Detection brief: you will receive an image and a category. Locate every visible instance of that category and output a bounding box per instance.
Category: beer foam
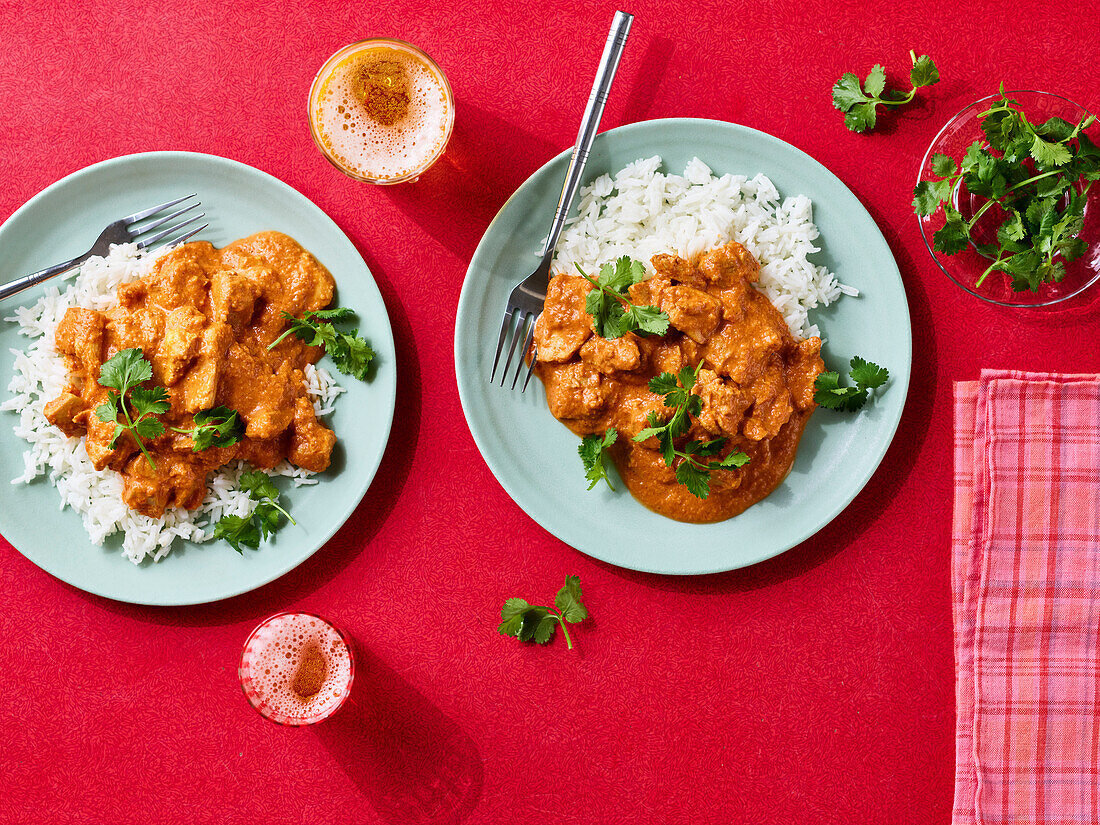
[242,613,353,723]
[312,47,452,181]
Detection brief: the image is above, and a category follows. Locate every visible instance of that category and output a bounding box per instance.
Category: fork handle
[0,255,86,303]
[540,10,633,263]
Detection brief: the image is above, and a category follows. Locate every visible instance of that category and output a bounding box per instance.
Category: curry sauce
[44,232,337,518]
[532,242,824,523]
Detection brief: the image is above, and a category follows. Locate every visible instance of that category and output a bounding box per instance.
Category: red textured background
[2,2,1099,823]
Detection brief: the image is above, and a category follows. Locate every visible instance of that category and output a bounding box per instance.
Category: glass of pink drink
[239,612,355,726]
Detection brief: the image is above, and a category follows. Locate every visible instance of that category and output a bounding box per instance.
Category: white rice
[1,244,343,564]
[552,156,857,339]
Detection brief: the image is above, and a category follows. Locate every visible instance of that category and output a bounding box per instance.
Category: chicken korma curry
[44,232,337,518]
[533,241,824,523]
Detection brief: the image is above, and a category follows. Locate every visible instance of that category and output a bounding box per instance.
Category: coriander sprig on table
[577,256,670,339]
[832,51,939,133]
[913,90,1100,291]
[498,576,589,650]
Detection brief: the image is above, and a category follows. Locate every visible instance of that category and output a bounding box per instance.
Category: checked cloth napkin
[954,370,1100,825]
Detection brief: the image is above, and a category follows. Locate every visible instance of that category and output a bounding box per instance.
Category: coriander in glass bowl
[915,89,1100,307]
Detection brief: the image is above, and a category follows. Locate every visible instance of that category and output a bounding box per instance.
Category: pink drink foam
[240,613,353,724]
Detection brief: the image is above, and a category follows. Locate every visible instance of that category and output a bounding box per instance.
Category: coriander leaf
[863,64,886,98]
[909,54,939,87]
[933,210,970,255]
[579,427,618,491]
[554,575,589,624]
[98,348,152,394]
[1031,135,1072,168]
[831,72,866,112]
[1036,116,1076,143]
[500,598,531,620]
[129,386,171,418]
[675,460,711,500]
[331,331,375,381]
[211,515,260,554]
[240,469,279,502]
[648,372,681,397]
[95,400,117,424]
[131,415,165,440]
[533,614,558,644]
[912,179,953,216]
[717,451,751,469]
[213,468,296,553]
[308,307,356,321]
[623,303,671,336]
[845,102,877,134]
[931,153,957,177]
[693,437,727,458]
[849,356,889,389]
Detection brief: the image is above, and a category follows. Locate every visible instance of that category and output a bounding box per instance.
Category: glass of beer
[239,612,355,726]
[308,38,455,184]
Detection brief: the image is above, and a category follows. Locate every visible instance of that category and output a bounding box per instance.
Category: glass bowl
[916,89,1100,307]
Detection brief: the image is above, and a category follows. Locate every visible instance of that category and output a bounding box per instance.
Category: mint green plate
[0,152,396,604]
[454,119,911,575]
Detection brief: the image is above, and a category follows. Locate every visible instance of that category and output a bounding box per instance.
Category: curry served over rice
[532,241,824,523]
[44,231,336,518]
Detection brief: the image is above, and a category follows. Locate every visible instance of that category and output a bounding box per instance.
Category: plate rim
[454,117,911,575]
[0,149,397,605]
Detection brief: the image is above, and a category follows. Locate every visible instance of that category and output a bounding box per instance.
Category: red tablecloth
[2,2,1098,823]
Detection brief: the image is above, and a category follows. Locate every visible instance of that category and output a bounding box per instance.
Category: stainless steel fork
[0,194,207,302]
[489,10,633,391]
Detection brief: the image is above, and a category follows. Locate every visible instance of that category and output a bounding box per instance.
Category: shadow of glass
[315,644,484,825]
[381,99,562,262]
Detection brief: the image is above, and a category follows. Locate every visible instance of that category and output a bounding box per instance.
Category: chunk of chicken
[156,306,205,386]
[210,269,259,330]
[44,392,88,437]
[287,397,336,473]
[660,285,722,344]
[541,363,610,422]
[579,334,640,375]
[694,369,752,438]
[533,274,592,363]
[173,321,233,413]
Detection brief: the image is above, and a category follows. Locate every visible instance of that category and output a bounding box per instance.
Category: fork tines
[127,194,206,251]
[490,309,537,391]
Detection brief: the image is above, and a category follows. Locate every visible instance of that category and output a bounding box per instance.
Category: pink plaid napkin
[954,370,1100,825]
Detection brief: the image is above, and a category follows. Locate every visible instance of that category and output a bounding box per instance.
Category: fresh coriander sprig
[632,363,750,500]
[212,469,295,553]
[576,257,670,339]
[579,427,618,490]
[832,51,939,133]
[498,575,588,650]
[913,89,1099,291]
[170,406,244,452]
[814,357,889,411]
[93,348,170,470]
[268,307,375,380]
